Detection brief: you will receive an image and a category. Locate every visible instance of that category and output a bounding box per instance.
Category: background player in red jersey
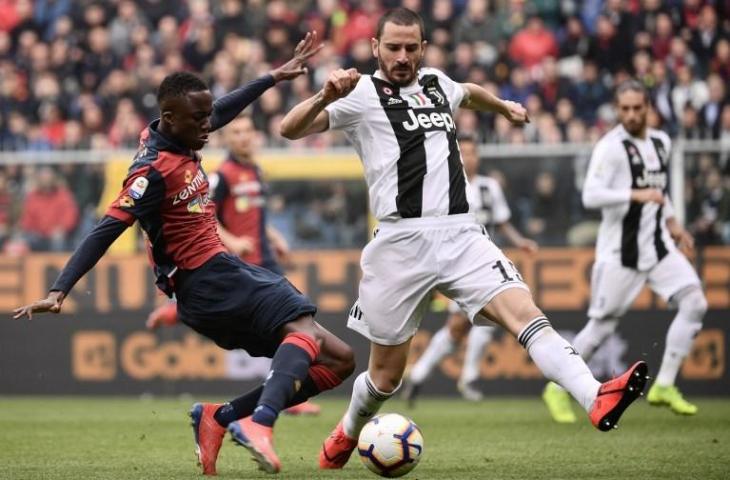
[14,32,354,475]
[146,114,320,416]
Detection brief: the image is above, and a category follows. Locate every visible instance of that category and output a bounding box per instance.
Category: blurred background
[0,0,728,396]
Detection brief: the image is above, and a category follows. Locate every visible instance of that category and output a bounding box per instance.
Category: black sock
[213,375,322,427]
[251,342,314,427]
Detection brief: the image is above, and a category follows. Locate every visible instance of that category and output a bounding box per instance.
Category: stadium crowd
[0,0,728,251]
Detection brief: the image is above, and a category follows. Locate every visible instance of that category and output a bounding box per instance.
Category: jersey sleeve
[582,138,632,209]
[489,179,512,224]
[428,68,466,112]
[105,165,165,225]
[325,79,367,131]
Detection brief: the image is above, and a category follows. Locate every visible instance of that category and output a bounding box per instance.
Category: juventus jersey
[583,125,676,270]
[326,68,470,221]
[469,175,511,234]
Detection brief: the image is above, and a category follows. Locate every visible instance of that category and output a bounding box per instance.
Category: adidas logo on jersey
[387,97,403,105]
[402,109,455,133]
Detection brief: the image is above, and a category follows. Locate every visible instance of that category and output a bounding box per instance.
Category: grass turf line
[0,396,728,479]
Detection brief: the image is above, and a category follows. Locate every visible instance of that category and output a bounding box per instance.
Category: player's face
[460,140,479,177]
[162,90,213,151]
[616,90,648,137]
[372,22,425,86]
[225,117,256,160]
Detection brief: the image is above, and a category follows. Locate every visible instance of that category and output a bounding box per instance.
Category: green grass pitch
[1,396,728,479]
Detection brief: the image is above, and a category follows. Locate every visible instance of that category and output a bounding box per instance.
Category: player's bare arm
[267,225,290,263]
[497,222,539,254]
[460,83,529,126]
[216,222,254,256]
[666,216,695,254]
[280,68,361,139]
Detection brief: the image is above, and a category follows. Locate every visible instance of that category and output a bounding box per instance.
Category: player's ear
[161,109,174,126]
[371,37,379,58]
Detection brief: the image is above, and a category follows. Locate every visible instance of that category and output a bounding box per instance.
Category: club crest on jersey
[402,109,455,133]
[426,86,445,105]
[129,177,149,199]
[119,195,135,208]
[627,145,641,165]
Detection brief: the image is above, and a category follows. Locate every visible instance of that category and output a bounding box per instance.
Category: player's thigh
[438,226,530,326]
[587,261,646,319]
[353,230,436,345]
[647,251,702,303]
[368,337,413,392]
[479,287,544,336]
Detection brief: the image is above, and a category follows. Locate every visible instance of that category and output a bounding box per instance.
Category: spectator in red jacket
[19,166,78,251]
[508,16,558,69]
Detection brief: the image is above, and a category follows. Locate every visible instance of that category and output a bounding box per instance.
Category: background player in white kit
[281,9,648,469]
[543,80,707,423]
[403,134,538,404]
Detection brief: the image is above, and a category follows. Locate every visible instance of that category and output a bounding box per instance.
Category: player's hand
[517,238,539,255]
[270,31,324,83]
[672,228,695,257]
[631,189,664,204]
[230,236,255,256]
[272,236,290,264]
[13,291,65,320]
[322,68,361,104]
[501,100,529,126]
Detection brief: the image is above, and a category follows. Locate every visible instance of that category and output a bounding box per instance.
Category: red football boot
[319,421,358,469]
[228,417,281,474]
[189,403,226,475]
[590,361,649,431]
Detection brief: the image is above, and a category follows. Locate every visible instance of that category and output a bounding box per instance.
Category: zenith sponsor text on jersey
[172,169,206,205]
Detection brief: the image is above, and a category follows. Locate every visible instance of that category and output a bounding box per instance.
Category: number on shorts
[492,260,523,283]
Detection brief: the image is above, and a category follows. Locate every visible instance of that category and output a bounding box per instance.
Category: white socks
[518,317,600,412]
[342,372,399,438]
[656,289,707,386]
[409,327,456,384]
[460,326,494,385]
[571,317,620,362]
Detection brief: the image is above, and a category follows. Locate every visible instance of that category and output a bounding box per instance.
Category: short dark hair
[614,79,649,104]
[376,7,425,42]
[157,71,209,104]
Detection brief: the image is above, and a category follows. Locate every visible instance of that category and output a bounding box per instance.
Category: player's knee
[677,288,707,321]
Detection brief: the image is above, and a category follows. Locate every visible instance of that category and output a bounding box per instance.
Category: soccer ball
[357,413,424,478]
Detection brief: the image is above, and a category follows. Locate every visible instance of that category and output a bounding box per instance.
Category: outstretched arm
[280,68,361,139]
[210,31,323,131]
[13,216,128,319]
[461,83,529,126]
[497,222,539,254]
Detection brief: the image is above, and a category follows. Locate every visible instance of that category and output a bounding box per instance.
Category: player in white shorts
[281,8,649,469]
[402,133,538,403]
[543,80,707,423]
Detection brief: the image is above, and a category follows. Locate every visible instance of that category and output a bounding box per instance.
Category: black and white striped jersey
[469,175,511,234]
[325,68,470,221]
[583,124,676,270]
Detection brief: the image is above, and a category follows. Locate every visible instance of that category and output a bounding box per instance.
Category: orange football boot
[228,417,281,474]
[189,403,226,475]
[319,421,358,469]
[590,361,648,431]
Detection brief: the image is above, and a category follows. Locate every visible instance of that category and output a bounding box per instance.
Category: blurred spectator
[522,171,567,245]
[690,168,730,245]
[508,16,558,69]
[19,166,79,251]
[0,169,12,249]
[700,74,729,139]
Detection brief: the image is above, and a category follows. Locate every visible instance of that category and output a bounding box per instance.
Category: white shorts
[347,214,529,345]
[588,250,702,319]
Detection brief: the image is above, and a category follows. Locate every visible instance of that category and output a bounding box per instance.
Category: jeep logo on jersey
[636,169,667,189]
[172,170,206,205]
[402,109,455,133]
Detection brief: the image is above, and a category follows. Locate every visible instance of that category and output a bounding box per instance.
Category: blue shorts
[174,252,317,357]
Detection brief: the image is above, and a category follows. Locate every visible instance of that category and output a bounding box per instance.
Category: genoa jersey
[210,157,276,268]
[326,67,470,221]
[468,174,511,236]
[106,120,226,295]
[584,125,675,270]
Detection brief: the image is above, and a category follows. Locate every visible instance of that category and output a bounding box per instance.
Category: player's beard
[623,117,646,137]
[378,54,420,87]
